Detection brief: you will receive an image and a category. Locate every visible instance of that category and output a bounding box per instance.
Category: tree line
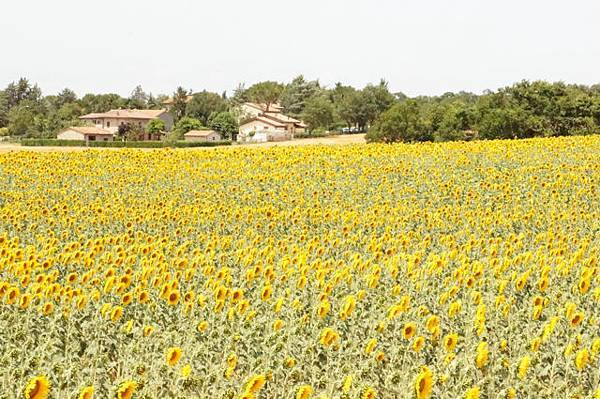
[1,77,599,142]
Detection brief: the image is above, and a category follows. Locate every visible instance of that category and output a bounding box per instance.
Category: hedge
[21,139,232,148]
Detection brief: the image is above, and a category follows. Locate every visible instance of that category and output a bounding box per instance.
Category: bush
[21,139,232,148]
[21,139,87,147]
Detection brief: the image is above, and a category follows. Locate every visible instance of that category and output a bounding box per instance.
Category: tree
[208,111,238,140]
[0,91,8,127]
[363,79,396,119]
[366,100,431,143]
[79,93,126,114]
[279,75,320,118]
[302,95,335,131]
[7,105,37,136]
[4,78,42,109]
[128,85,148,109]
[185,91,227,125]
[147,119,166,135]
[245,81,284,112]
[331,84,359,128]
[170,87,190,122]
[147,93,168,109]
[169,117,203,140]
[230,83,249,106]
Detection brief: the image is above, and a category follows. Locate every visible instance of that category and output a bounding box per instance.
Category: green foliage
[7,105,37,136]
[170,87,190,122]
[173,117,203,134]
[128,85,148,109]
[245,81,284,111]
[366,100,431,143]
[0,127,9,136]
[185,91,227,125]
[279,75,321,118]
[302,95,335,131]
[79,93,126,114]
[208,111,238,140]
[147,119,166,134]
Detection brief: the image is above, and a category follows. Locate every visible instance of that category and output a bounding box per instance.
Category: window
[107,121,111,128]
[88,135,96,141]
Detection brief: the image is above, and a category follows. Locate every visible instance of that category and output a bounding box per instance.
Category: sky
[2,0,599,98]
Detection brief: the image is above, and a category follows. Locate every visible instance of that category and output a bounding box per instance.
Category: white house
[57,126,114,142]
[238,116,292,142]
[79,109,174,137]
[184,130,222,142]
[237,103,306,142]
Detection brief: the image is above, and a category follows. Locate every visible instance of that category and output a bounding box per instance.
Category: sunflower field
[0,136,599,399]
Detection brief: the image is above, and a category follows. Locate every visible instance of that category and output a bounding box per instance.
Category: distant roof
[244,102,284,112]
[162,96,193,105]
[262,113,303,125]
[79,109,167,120]
[240,116,287,128]
[184,129,219,137]
[61,126,113,135]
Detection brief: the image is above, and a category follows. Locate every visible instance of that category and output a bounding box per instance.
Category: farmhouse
[184,129,222,142]
[79,109,174,136]
[237,103,306,142]
[238,116,291,143]
[57,126,114,142]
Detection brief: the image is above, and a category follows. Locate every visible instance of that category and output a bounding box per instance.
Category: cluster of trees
[2,77,599,143]
[367,81,600,143]
[0,80,169,138]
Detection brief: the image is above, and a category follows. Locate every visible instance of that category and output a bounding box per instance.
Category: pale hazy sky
[2,0,599,98]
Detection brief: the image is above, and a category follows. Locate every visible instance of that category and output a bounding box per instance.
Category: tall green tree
[279,75,320,118]
[7,105,37,136]
[185,91,227,125]
[245,81,284,112]
[366,100,431,143]
[302,95,335,131]
[170,87,190,122]
[128,85,148,109]
[208,111,238,140]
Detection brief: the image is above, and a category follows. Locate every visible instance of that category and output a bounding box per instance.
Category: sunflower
[24,376,50,399]
[296,385,313,399]
[362,387,377,399]
[570,311,584,327]
[364,338,377,354]
[116,380,136,399]
[41,302,54,316]
[342,375,353,393]
[143,325,154,337]
[475,342,489,369]
[110,306,123,321]
[167,290,180,306]
[414,366,433,399]
[166,347,183,366]
[78,386,94,399]
[443,333,458,352]
[574,349,589,370]
[245,375,266,393]
[402,322,417,340]
[412,336,426,352]
[465,386,480,399]
[518,355,531,379]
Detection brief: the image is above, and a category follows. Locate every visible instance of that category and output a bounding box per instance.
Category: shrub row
[21,139,232,148]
